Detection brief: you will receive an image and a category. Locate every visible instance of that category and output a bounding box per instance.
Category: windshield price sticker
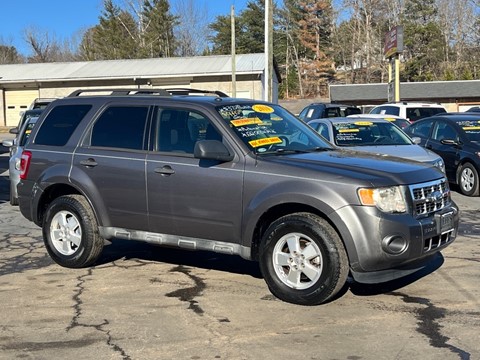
[462,126,480,131]
[354,121,373,126]
[252,104,274,113]
[339,128,359,133]
[249,137,283,148]
[230,118,264,127]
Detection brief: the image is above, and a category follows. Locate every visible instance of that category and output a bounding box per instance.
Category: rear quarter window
[35,105,92,146]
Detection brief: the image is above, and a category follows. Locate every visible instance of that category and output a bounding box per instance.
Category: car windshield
[456,119,480,142]
[331,120,412,146]
[216,103,333,154]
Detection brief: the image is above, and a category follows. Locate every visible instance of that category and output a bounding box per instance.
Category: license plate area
[439,211,454,233]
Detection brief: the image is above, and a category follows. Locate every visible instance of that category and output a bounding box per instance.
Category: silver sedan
[307,116,445,173]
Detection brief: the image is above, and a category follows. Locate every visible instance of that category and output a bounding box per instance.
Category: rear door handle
[154,165,175,176]
[80,158,98,167]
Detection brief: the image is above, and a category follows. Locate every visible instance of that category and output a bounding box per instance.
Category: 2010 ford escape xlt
[17,89,459,305]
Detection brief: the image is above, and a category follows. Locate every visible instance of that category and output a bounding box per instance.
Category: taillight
[20,150,32,180]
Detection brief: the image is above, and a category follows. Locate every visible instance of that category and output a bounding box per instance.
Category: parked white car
[369,102,446,122]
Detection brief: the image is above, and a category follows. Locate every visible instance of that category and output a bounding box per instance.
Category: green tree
[80,0,138,60]
[208,0,267,55]
[207,14,234,55]
[402,0,446,81]
[140,0,178,58]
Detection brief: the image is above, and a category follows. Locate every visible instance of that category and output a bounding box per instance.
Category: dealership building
[0,53,280,127]
[2,52,480,126]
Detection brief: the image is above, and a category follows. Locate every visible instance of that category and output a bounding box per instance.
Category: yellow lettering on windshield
[230,118,263,127]
[249,137,282,148]
[354,121,373,126]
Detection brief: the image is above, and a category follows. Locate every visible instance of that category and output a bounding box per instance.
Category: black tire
[457,162,479,196]
[42,195,104,268]
[259,213,349,305]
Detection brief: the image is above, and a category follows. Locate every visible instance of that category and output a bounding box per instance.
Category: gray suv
[17,89,459,305]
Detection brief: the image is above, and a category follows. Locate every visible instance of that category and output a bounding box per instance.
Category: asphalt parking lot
[0,141,479,360]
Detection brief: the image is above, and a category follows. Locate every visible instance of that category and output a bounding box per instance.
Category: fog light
[382,235,408,255]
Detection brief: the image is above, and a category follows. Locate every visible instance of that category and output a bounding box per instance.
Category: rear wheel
[43,195,104,268]
[259,213,348,305]
[458,163,479,196]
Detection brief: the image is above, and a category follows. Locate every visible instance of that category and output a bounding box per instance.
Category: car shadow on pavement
[346,253,444,298]
[97,239,263,279]
[98,238,444,299]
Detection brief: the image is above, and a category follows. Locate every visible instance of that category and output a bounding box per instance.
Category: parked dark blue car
[404,113,480,196]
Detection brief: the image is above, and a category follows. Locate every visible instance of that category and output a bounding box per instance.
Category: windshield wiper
[306,147,334,152]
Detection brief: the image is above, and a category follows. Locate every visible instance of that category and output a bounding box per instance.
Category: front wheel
[458,162,479,196]
[43,195,104,268]
[259,213,348,305]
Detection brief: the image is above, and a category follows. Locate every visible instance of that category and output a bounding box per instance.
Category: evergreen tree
[140,0,178,58]
[297,1,335,96]
[80,0,139,60]
[402,0,446,81]
[208,15,234,55]
[236,0,267,54]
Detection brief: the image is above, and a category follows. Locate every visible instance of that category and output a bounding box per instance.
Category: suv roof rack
[67,88,229,98]
[165,88,229,97]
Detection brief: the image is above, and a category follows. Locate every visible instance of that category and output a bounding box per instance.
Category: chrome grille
[409,178,450,217]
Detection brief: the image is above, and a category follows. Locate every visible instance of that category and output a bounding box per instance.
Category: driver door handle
[80,158,98,167]
[155,165,175,176]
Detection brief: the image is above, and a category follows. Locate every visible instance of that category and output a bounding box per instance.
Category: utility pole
[231,5,236,98]
[264,0,273,102]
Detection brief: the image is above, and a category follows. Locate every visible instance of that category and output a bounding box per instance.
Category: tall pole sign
[384,26,403,102]
[265,0,273,102]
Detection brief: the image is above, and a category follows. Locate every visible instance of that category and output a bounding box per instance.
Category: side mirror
[194,140,234,162]
[411,137,421,145]
[9,127,19,135]
[2,139,13,147]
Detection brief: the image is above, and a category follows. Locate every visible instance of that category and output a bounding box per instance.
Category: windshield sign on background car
[332,121,411,146]
[457,119,480,141]
[216,103,332,154]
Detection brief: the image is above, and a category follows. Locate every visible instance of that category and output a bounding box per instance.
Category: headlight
[433,158,445,173]
[358,186,407,213]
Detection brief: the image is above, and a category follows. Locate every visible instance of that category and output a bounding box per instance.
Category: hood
[260,149,443,188]
[345,144,441,163]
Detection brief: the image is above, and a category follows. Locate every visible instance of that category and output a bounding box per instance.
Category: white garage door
[5,90,39,126]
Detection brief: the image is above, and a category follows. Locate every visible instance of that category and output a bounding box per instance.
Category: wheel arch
[249,202,349,263]
[34,182,108,228]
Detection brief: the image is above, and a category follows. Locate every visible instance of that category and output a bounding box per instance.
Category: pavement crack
[390,292,471,360]
[66,268,132,360]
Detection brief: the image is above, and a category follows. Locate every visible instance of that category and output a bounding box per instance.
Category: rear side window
[91,106,149,150]
[35,105,92,146]
[407,107,446,122]
[370,106,400,116]
[408,119,434,138]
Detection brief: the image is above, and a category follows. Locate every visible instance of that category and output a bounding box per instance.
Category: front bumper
[332,201,459,283]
